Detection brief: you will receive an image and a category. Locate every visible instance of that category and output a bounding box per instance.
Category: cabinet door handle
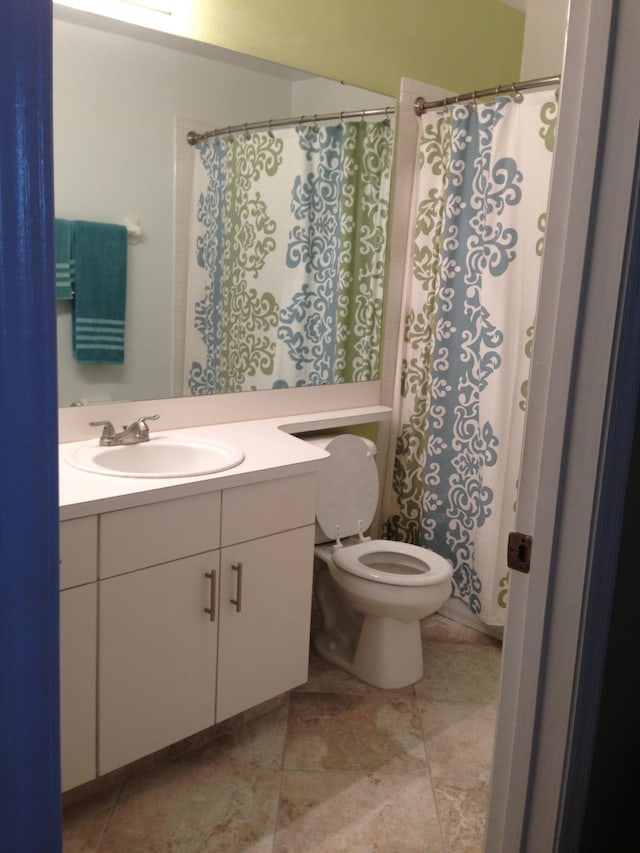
[204,570,216,621]
[230,562,243,613]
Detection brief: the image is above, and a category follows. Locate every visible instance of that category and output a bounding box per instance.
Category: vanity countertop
[58,406,390,520]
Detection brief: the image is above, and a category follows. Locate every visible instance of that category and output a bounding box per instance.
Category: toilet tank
[302,433,379,544]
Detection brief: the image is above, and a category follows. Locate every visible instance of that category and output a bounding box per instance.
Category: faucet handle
[129,414,160,439]
[136,414,160,430]
[89,419,116,440]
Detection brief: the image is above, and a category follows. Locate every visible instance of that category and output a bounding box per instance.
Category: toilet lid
[313,434,379,540]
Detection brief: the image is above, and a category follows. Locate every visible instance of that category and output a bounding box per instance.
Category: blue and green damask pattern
[337,122,393,382]
[278,125,345,386]
[279,122,393,385]
[386,92,557,625]
[187,120,393,394]
[189,135,282,395]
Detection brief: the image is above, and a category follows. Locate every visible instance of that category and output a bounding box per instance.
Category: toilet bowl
[305,433,453,689]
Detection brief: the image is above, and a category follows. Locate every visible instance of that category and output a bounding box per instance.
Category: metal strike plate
[507,531,533,574]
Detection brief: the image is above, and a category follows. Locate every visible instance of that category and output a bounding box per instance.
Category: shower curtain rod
[186,105,395,146]
[414,74,561,115]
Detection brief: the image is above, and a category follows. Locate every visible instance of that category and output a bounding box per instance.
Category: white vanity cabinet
[216,475,316,721]
[97,492,221,774]
[59,516,98,791]
[94,473,316,775]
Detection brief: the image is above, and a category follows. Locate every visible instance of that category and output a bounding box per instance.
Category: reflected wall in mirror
[53,8,396,406]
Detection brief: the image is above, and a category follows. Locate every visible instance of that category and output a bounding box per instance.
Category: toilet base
[315,614,424,689]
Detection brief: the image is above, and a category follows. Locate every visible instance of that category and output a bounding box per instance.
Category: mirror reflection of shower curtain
[184,120,393,394]
[385,90,557,626]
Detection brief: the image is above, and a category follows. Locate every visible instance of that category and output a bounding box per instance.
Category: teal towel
[72,220,128,364]
[55,218,74,300]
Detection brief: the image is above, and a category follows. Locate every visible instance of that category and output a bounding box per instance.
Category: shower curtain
[385,89,557,626]
[184,120,393,394]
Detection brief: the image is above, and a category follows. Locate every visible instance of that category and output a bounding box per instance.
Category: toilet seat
[331,539,452,587]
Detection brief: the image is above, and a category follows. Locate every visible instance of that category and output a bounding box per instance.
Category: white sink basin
[64,436,244,479]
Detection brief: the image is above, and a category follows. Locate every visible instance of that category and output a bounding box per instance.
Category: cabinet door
[59,516,97,590]
[98,552,219,774]
[60,584,97,791]
[217,525,315,722]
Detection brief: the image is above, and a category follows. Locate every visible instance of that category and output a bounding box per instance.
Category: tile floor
[63,613,501,852]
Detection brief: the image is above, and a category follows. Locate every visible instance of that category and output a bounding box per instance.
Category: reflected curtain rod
[186,106,395,146]
[414,74,561,115]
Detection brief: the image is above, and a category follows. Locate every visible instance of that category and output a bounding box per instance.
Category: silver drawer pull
[204,570,216,622]
[230,562,243,613]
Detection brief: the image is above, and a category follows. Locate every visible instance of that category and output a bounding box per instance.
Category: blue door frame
[0,1,61,849]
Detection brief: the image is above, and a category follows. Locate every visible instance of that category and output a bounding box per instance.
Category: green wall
[180,0,524,97]
[56,0,524,98]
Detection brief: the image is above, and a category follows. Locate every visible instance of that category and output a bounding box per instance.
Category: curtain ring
[243,123,251,140]
[512,83,524,103]
[471,91,478,110]
[312,114,320,133]
[339,111,345,132]
[267,119,274,139]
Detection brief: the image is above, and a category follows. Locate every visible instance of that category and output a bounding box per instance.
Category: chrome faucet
[90,415,159,446]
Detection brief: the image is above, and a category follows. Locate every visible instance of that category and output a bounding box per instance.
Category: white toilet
[306,433,453,689]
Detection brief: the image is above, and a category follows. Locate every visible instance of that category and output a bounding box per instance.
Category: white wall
[520,0,569,78]
[291,77,395,117]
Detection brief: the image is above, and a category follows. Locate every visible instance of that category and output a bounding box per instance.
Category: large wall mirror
[53,6,396,407]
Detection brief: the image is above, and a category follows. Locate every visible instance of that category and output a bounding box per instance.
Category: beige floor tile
[275,769,445,852]
[206,701,289,769]
[62,619,502,851]
[416,638,502,704]
[295,649,374,696]
[431,775,489,853]
[98,752,280,852]
[296,648,415,697]
[418,699,496,782]
[421,614,501,646]
[63,785,122,852]
[284,691,427,775]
